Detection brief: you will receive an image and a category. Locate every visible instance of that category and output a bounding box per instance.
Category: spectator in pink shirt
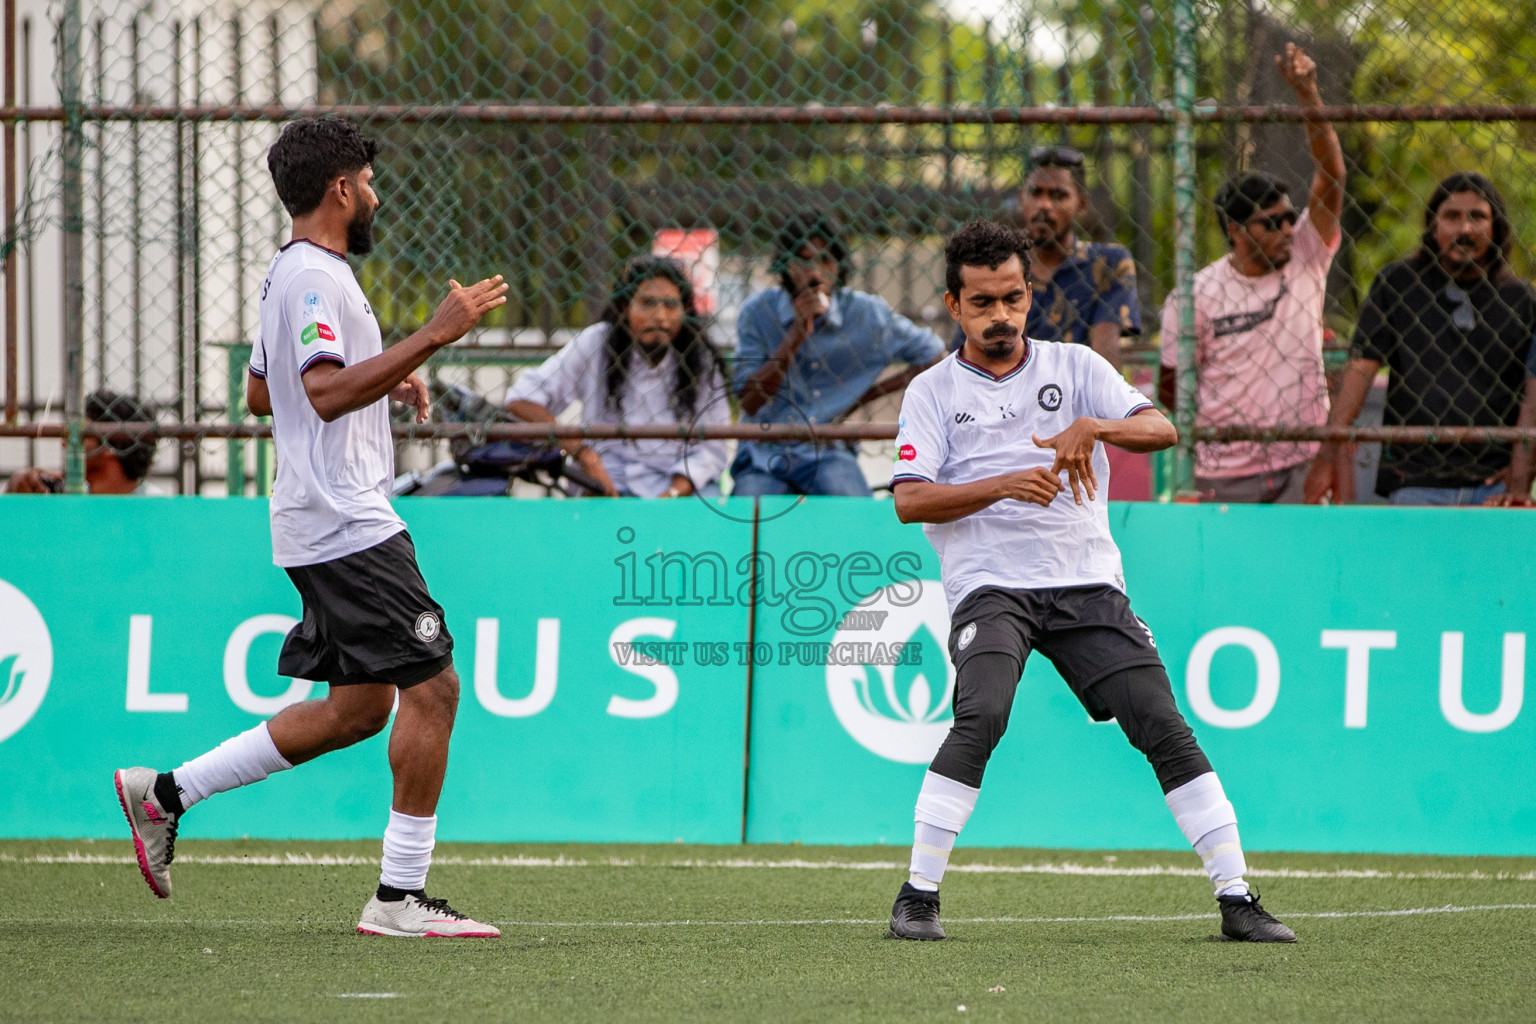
[1158,43,1346,503]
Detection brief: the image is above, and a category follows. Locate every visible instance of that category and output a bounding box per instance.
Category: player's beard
[347,203,376,256]
[980,322,1021,360]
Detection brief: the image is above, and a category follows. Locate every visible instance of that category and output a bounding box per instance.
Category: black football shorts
[278,530,454,688]
[946,584,1165,721]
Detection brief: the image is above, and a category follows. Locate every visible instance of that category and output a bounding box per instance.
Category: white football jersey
[250,240,404,567]
[892,341,1154,613]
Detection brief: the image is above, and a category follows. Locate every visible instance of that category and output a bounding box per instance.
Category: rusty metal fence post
[59,0,84,493]
[1170,0,1198,498]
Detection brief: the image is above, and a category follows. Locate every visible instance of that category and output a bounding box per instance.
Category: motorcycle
[391,382,609,497]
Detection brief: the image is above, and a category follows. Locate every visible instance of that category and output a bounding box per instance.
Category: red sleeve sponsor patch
[317,323,336,342]
[898,444,917,461]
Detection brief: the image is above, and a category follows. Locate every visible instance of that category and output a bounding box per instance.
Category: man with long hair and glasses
[1158,44,1345,503]
[952,144,1141,370]
[733,211,945,496]
[505,256,729,497]
[114,117,508,937]
[1305,172,1536,505]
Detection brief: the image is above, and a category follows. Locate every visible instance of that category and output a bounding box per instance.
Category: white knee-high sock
[1164,772,1249,897]
[172,722,293,810]
[380,810,437,892]
[909,822,957,892]
[908,771,980,892]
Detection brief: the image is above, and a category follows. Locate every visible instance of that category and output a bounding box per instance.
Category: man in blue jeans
[732,212,944,495]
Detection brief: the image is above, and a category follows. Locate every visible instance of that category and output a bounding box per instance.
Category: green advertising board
[0,497,755,844]
[1,496,1532,855]
[746,500,1536,856]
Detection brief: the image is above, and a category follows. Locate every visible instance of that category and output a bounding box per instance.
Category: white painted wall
[1,0,316,491]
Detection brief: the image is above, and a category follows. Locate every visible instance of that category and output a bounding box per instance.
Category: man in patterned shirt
[951,145,1142,370]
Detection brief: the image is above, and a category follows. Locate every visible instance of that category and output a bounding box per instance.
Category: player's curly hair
[599,256,725,424]
[266,118,380,218]
[943,220,1033,297]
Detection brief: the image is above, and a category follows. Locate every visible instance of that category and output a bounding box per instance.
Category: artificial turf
[4,839,1534,1023]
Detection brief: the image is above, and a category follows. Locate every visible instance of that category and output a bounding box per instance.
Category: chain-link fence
[1,0,1533,502]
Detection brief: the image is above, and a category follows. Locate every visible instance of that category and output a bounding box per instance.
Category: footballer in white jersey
[114,118,509,939]
[883,220,1296,946]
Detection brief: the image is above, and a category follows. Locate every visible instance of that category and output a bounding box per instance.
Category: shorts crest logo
[0,578,53,745]
[1038,384,1063,412]
[414,612,442,643]
[826,583,955,764]
[957,622,977,650]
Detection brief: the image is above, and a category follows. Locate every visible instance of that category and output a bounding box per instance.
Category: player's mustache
[983,323,1019,341]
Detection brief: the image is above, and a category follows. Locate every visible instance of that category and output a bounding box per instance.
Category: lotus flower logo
[0,654,24,706]
[826,582,955,763]
[0,579,52,745]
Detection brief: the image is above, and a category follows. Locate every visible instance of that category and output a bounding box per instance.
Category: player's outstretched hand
[1032,418,1100,505]
[996,467,1062,508]
[425,275,509,347]
[390,373,431,424]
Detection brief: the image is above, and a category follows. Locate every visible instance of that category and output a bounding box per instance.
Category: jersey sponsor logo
[999,402,1017,419]
[826,583,955,764]
[300,322,336,346]
[957,622,977,650]
[954,412,975,424]
[414,612,442,643]
[898,444,917,461]
[0,578,53,745]
[302,290,322,312]
[1037,384,1063,412]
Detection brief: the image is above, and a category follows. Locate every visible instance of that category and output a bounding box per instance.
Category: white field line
[0,904,1532,929]
[495,904,1536,927]
[4,851,1535,882]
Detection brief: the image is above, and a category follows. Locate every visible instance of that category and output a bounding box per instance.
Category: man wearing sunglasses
[1158,43,1345,503]
[1304,172,1536,505]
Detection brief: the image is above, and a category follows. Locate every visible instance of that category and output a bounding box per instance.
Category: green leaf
[0,654,21,707]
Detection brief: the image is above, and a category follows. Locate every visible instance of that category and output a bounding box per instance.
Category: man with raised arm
[1158,43,1346,503]
[885,220,1295,945]
[114,118,508,938]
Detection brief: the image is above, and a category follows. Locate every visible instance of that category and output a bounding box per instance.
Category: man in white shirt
[886,220,1295,945]
[114,118,508,938]
[506,255,729,497]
